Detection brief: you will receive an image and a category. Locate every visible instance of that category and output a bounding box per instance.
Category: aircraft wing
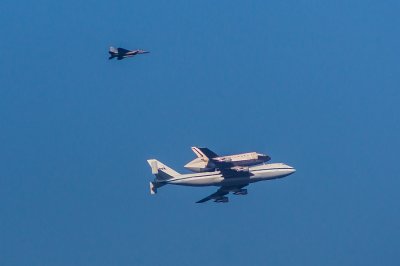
[196,185,248,203]
[212,158,235,169]
[219,167,252,178]
[191,147,239,169]
[191,147,219,159]
[117,47,131,54]
[196,187,229,203]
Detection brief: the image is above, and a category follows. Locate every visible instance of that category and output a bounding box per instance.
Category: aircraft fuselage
[160,163,295,187]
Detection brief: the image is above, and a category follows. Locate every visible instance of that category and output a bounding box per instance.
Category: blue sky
[1,1,400,265]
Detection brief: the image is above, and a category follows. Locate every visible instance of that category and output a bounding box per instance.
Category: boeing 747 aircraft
[147,152,295,203]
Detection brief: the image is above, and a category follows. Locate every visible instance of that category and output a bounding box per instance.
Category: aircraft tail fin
[147,159,180,181]
[108,46,117,59]
[150,181,166,194]
[109,46,118,53]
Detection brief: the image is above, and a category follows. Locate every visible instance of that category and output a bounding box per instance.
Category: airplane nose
[288,167,296,175]
[285,164,296,175]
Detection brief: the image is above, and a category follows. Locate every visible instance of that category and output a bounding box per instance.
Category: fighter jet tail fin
[109,46,118,53]
[108,46,117,59]
[147,159,180,181]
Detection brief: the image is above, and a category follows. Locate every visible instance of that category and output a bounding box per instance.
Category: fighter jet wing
[196,185,248,203]
[117,47,131,54]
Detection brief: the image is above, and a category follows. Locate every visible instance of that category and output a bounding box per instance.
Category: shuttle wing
[219,167,252,178]
[191,147,219,159]
[191,146,235,169]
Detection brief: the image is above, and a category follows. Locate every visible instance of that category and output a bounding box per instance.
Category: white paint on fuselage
[184,152,269,173]
[164,163,295,187]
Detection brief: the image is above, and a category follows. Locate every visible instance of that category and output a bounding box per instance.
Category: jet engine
[214,196,229,203]
[231,166,249,172]
[233,188,248,195]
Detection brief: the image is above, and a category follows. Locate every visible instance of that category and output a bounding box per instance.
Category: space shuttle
[184,147,271,173]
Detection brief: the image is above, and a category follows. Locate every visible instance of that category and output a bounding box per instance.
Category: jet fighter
[184,147,271,173]
[147,150,295,203]
[108,46,149,60]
